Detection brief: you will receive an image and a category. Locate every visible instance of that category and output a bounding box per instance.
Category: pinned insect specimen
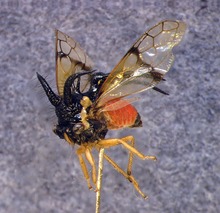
[37,20,186,201]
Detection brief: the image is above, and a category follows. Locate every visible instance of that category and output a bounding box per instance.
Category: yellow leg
[118,136,156,175]
[104,153,148,199]
[96,136,135,175]
[76,136,156,199]
[63,133,74,146]
[85,148,97,188]
[96,137,156,161]
[76,147,92,190]
[95,136,157,199]
[121,136,135,176]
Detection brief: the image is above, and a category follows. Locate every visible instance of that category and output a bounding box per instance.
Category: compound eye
[72,123,84,134]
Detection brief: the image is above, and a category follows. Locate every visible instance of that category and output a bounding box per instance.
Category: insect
[37,20,186,199]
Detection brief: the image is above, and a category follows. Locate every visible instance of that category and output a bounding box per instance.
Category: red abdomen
[102,99,142,129]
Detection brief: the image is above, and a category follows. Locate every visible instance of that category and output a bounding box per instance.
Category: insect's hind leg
[118,136,156,161]
[95,137,156,199]
[96,136,156,167]
[103,153,148,199]
[119,136,156,176]
[121,136,135,176]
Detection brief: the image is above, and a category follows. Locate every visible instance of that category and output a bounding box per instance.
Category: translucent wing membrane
[56,30,94,96]
[96,20,186,107]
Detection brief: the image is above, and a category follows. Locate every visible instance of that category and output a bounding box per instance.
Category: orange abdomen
[102,99,142,129]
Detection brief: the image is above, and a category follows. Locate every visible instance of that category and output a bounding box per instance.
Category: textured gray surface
[1,1,220,213]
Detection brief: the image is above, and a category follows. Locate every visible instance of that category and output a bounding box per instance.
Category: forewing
[96,20,186,107]
[56,30,94,96]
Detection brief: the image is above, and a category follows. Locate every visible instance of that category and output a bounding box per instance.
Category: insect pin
[37,20,186,201]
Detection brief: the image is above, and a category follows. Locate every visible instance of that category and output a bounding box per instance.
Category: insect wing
[96,20,186,107]
[56,30,94,96]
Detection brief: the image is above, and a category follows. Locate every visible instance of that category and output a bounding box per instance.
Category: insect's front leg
[84,147,97,189]
[76,145,98,191]
[76,146,93,190]
[63,133,75,146]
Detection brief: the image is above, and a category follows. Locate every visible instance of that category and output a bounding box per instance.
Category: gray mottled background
[1,0,220,213]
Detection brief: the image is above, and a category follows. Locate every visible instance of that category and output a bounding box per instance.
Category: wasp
[37,20,186,199]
